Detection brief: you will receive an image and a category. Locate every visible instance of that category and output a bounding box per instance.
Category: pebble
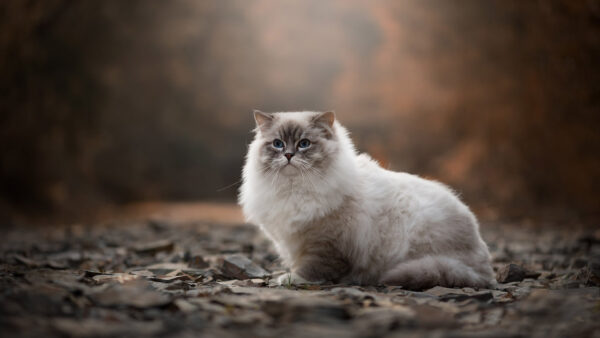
[496,263,540,283]
[220,254,270,280]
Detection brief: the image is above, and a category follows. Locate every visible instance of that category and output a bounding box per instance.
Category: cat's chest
[259,191,324,226]
[255,183,340,220]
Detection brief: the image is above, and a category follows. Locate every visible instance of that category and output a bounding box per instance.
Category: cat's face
[253,111,338,177]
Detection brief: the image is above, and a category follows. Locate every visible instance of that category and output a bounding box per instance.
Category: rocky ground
[1,209,599,337]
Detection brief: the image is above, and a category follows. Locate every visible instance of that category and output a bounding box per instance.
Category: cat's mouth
[280,162,299,175]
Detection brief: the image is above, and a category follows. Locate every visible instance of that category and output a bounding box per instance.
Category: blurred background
[1,0,599,225]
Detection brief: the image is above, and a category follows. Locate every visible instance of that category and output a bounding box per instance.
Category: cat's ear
[253,110,273,132]
[311,111,336,138]
[312,111,335,128]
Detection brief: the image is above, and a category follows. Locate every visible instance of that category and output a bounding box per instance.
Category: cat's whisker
[308,167,326,180]
[260,166,285,191]
[270,168,281,189]
[298,167,307,188]
[298,162,326,181]
[302,168,319,192]
[292,161,319,192]
[216,178,242,192]
[296,158,324,175]
[259,166,273,175]
[294,158,324,178]
[275,169,282,188]
[258,166,279,190]
[307,167,327,183]
[300,166,317,192]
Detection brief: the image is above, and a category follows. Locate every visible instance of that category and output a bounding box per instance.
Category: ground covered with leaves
[1,212,599,337]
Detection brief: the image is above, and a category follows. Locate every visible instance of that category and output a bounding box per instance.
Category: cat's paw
[276,272,323,286]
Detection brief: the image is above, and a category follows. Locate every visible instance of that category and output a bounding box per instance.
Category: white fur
[239,112,495,288]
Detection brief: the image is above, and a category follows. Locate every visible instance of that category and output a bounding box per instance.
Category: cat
[239,110,495,289]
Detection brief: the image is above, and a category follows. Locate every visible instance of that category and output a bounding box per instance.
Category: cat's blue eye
[298,139,311,148]
[272,139,284,148]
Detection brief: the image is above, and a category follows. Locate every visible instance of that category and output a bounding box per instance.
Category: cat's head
[252,111,339,176]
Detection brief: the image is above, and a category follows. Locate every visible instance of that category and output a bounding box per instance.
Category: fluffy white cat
[239,111,495,289]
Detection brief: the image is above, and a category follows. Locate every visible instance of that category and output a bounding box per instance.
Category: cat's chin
[279,164,300,176]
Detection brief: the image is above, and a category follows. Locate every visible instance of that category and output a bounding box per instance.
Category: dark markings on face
[279,123,303,146]
[274,122,304,155]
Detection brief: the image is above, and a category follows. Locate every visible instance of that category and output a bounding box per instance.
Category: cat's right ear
[253,110,273,132]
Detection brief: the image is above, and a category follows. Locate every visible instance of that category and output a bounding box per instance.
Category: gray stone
[424,286,494,302]
[496,264,540,283]
[132,239,174,254]
[92,273,140,284]
[330,287,375,302]
[220,254,270,280]
[89,279,171,308]
[53,318,164,337]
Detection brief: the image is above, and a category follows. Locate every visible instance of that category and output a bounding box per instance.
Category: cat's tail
[380,255,496,290]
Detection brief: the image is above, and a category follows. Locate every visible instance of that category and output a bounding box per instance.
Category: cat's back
[355,153,470,223]
[356,154,453,196]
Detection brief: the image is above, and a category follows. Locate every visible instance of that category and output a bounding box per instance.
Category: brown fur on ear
[253,110,273,131]
[313,111,335,128]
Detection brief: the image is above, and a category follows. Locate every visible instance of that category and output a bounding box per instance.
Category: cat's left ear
[312,111,335,137]
[253,110,273,132]
[312,111,335,128]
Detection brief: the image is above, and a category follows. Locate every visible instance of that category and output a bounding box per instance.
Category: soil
[1,203,599,337]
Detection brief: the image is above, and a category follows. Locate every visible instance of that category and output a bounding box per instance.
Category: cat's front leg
[276,271,323,286]
[287,250,351,285]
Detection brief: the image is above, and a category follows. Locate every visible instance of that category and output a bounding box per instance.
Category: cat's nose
[284,152,294,161]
